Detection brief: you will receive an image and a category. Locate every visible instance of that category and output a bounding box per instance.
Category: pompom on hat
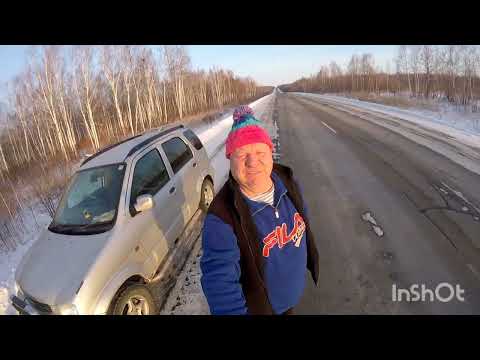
[233,105,254,121]
[226,105,273,159]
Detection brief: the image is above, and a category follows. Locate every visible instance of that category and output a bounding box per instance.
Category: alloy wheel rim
[124,295,149,315]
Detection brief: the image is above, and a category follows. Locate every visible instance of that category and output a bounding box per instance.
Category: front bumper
[10,295,42,315]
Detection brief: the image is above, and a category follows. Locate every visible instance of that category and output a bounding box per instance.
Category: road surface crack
[421,182,480,222]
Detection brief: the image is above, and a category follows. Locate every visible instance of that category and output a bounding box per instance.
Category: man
[200,105,319,315]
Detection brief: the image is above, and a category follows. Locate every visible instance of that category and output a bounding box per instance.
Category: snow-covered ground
[0,203,52,315]
[0,92,275,315]
[160,93,278,315]
[295,93,480,176]
[159,235,208,315]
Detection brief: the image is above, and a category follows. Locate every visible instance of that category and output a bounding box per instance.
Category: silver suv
[11,124,215,315]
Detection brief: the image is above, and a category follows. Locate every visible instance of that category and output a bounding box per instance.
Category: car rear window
[183,129,203,150]
[162,137,193,174]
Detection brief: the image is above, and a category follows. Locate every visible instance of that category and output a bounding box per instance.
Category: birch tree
[73,46,100,151]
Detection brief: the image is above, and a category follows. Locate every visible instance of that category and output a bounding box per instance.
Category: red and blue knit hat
[226,105,273,159]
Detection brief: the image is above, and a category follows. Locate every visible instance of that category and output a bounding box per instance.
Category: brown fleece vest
[207,163,320,315]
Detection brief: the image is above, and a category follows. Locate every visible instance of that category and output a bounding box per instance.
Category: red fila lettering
[262,212,306,257]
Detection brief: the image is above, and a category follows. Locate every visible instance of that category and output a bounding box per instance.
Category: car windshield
[49,163,126,234]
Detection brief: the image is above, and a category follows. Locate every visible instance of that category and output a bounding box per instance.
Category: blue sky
[0,45,397,102]
[187,45,397,86]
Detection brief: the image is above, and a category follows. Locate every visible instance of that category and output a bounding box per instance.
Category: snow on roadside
[0,203,52,315]
[324,93,480,136]
[0,243,33,315]
[159,236,208,314]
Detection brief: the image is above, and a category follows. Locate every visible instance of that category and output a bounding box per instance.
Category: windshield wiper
[48,221,113,235]
[48,223,77,232]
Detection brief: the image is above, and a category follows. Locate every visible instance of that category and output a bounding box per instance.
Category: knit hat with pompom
[226,105,273,159]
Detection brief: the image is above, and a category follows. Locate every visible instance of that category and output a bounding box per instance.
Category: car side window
[183,129,203,150]
[161,137,193,174]
[130,149,170,206]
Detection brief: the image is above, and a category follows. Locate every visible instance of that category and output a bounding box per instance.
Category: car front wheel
[110,283,157,315]
[200,178,214,212]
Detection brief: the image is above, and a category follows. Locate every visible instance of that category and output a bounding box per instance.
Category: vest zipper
[273,207,279,219]
[270,191,286,219]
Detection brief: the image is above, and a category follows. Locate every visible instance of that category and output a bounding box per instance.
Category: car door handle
[169,186,176,194]
[193,162,197,168]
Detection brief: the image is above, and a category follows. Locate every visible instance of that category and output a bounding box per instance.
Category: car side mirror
[134,194,154,213]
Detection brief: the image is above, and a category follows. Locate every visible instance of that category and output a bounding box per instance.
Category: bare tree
[396,45,411,94]
[280,45,480,113]
[409,46,422,97]
[348,55,360,92]
[420,45,435,98]
[101,45,128,137]
[73,46,100,151]
[164,45,190,119]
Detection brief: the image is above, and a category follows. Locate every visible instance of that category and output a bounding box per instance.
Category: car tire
[110,283,157,315]
[200,178,214,212]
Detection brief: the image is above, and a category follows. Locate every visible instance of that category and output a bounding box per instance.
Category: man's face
[230,142,273,193]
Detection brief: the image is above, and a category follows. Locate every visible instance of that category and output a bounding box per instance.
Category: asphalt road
[276,93,480,314]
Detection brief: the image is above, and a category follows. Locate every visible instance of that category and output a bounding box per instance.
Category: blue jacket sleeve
[200,214,247,315]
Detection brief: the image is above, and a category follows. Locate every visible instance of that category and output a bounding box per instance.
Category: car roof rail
[81,133,143,167]
[125,124,184,159]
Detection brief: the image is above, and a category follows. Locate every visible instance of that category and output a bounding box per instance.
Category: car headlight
[14,282,24,298]
[59,304,79,315]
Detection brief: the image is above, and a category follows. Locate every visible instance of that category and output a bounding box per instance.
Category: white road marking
[467,263,480,281]
[321,121,337,134]
[362,212,378,225]
[362,212,385,237]
[373,225,384,237]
